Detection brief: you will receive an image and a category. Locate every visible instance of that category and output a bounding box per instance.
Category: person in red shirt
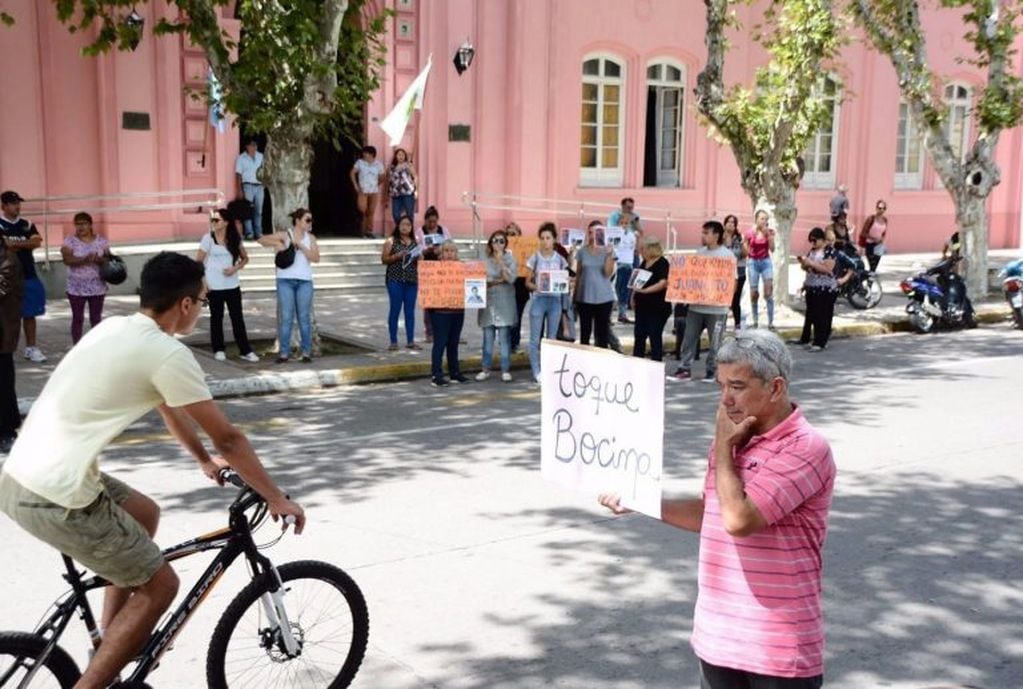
[600,329,836,688]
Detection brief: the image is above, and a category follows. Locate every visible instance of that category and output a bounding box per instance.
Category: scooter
[999,258,1023,329]
[834,251,883,309]
[899,256,977,333]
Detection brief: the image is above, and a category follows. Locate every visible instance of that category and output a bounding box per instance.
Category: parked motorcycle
[899,257,977,333]
[999,258,1023,329]
[834,251,883,309]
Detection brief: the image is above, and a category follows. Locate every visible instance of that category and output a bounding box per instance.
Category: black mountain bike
[0,470,369,688]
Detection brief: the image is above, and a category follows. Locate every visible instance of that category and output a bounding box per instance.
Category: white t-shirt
[234,151,263,184]
[276,231,314,281]
[199,232,240,291]
[353,159,385,193]
[3,314,212,508]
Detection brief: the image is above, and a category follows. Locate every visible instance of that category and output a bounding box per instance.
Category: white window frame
[944,82,972,162]
[894,101,925,190]
[579,53,625,188]
[802,76,841,190]
[645,60,686,188]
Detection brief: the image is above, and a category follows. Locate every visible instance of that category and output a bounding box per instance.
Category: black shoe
[431,377,449,387]
[450,374,470,384]
[300,354,312,363]
[0,436,15,454]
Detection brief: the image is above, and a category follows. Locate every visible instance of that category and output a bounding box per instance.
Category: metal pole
[471,192,481,259]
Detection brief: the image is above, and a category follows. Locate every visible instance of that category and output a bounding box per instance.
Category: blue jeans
[276,278,313,357]
[242,183,264,239]
[386,279,418,344]
[430,310,464,378]
[747,257,774,292]
[615,263,633,317]
[529,294,562,379]
[482,325,511,373]
[390,195,416,226]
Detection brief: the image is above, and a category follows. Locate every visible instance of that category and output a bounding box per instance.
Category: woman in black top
[631,236,671,361]
[381,214,422,351]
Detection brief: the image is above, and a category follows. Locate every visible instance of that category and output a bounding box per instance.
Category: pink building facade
[2,0,1022,253]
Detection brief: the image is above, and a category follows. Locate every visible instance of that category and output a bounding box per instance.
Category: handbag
[274,230,297,269]
[100,254,128,285]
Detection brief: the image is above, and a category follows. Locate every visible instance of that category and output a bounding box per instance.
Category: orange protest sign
[507,236,540,278]
[419,261,487,308]
[665,254,737,306]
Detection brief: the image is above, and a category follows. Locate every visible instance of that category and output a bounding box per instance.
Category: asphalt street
[2,326,1021,688]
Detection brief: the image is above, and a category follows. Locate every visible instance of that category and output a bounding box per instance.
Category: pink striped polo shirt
[691,405,836,678]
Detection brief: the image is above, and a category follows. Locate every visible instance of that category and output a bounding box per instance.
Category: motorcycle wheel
[963,299,978,329]
[909,310,935,333]
[1013,306,1023,330]
[847,276,883,309]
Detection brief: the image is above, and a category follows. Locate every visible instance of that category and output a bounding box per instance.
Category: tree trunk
[956,194,990,298]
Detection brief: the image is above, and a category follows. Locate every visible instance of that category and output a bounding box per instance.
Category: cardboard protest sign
[665,253,737,306]
[537,269,570,295]
[464,279,487,308]
[507,236,540,278]
[419,260,487,308]
[540,340,663,518]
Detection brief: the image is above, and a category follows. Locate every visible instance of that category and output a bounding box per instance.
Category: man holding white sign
[599,330,836,689]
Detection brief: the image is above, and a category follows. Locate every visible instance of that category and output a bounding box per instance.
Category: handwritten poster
[665,254,737,306]
[419,261,487,308]
[540,340,663,518]
[507,236,540,278]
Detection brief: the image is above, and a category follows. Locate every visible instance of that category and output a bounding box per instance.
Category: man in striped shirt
[601,329,836,688]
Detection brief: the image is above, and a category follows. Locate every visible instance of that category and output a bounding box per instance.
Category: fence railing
[20,188,224,267]
[461,191,721,256]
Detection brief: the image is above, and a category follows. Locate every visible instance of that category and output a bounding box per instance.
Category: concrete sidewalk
[12,248,1021,406]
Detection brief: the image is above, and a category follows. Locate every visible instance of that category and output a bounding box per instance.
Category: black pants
[430,310,464,378]
[209,287,253,355]
[0,353,19,438]
[865,243,882,272]
[801,288,837,347]
[633,304,671,361]
[731,268,747,328]
[510,277,530,350]
[577,301,613,348]
[700,660,822,689]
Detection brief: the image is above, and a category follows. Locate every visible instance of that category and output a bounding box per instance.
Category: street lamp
[453,39,475,76]
[123,7,144,51]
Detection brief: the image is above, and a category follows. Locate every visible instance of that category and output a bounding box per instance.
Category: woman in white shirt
[196,208,258,362]
[259,208,321,362]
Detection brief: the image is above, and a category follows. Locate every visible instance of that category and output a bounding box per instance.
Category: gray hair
[716,329,792,383]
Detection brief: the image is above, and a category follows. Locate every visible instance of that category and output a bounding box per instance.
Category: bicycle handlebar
[217,469,296,526]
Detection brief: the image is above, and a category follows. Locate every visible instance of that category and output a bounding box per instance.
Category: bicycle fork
[259,566,301,657]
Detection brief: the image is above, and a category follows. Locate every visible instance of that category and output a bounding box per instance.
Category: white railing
[461,191,716,256]
[19,188,224,267]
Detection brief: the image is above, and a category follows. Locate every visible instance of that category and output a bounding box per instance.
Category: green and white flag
[379,55,433,146]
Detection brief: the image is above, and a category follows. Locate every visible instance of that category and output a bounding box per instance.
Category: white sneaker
[501,372,513,383]
[240,352,260,363]
[475,370,490,381]
[24,347,46,363]
[214,351,227,362]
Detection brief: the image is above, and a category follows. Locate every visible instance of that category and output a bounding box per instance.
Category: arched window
[580,55,624,187]
[802,76,841,189]
[895,101,925,189]
[644,61,686,188]
[944,83,972,161]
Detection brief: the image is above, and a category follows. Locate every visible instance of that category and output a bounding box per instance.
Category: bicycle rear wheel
[0,632,80,688]
[206,560,369,689]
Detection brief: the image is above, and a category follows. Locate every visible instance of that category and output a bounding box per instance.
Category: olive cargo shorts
[0,471,164,588]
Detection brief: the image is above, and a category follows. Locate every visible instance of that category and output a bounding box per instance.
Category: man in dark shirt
[0,191,46,363]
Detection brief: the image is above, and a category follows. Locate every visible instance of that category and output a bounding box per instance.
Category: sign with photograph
[559,228,585,249]
[627,268,652,290]
[665,254,737,306]
[540,340,664,518]
[464,278,487,308]
[419,261,487,308]
[537,269,570,295]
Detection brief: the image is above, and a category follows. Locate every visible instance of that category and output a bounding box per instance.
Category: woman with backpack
[196,208,259,362]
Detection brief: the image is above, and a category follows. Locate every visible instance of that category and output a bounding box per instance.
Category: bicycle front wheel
[206,560,369,689]
[0,632,80,689]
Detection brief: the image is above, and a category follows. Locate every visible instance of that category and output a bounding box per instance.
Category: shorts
[747,257,774,291]
[0,471,164,588]
[21,277,45,318]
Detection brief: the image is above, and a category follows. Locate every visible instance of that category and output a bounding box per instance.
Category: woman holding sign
[381,213,422,351]
[574,220,617,349]
[744,210,776,330]
[526,222,569,383]
[476,230,518,382]
[631,236,671,361]
[430,240,469,386]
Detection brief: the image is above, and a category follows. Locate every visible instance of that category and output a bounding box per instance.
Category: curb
[15,303,1015,410]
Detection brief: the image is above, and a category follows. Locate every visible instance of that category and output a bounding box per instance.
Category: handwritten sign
[665,254,737,306]
[419,261,486,308]
[507,236,540,278]
[540,340,663,518]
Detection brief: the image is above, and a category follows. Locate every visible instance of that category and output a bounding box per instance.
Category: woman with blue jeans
[381,214,421,350]
[526,222,568,382]
[475,229,518,382]
[259,207,320,362]
[386,148,418,230]
[743,210,776,329]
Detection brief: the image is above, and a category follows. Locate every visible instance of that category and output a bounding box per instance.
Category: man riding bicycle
[0,252,305,689]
